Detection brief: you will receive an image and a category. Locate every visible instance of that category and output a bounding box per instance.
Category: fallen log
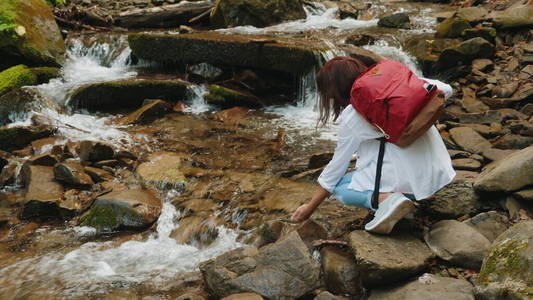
[115,0,213,28]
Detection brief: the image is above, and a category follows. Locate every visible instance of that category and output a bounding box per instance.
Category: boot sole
[365,199,415,234]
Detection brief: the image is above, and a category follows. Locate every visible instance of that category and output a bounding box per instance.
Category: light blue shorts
[332,172,374,209]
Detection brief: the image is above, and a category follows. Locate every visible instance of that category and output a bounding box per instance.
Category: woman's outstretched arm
[290,186,331,222]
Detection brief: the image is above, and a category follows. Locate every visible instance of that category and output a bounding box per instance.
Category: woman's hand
[291,203,315,223]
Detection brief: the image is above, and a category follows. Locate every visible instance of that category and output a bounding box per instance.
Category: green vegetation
[80,205,121,232]
[45,0,66,7]
[0,0,21,47]
[0,65,38,96]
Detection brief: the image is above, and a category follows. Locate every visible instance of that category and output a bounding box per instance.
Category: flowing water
[0,1,449,297]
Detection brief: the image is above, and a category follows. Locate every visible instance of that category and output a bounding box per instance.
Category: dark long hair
[316,56,368,126]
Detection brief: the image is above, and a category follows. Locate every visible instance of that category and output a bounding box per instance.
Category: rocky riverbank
[1,0,532,299]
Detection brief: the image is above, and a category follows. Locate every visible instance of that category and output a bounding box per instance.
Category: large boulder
[449,127,492,154]
[0,65,37,97]
[438,38,495,67]
[200,231,321,298]
[423,181,480,218]
[476,221,533,299]
[491,4,533,29]
[369,274,475,300]
[378,13,410,29]
[0,0,65,69]
[68,79,188,112]
[320,246,362,296]
[53,162,95,186]
[210,0,306,28]
[0,125,55,152]
[403,35,460,75]
[205,85,263,108]
[436,17,471,38]
[474,146,533,192]
[463,211,509,243]
[79,189,163,232]
[347,230,434,287]
[78,140,115,162]
[424,220,491,269]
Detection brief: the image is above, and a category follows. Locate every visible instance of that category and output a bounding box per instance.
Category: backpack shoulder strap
[371,137,387,209]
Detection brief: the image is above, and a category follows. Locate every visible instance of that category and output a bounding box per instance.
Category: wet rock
[188,63,223,81]
[84,166,114,182]
[31,67,60,84]
[118,99,172,125]
[25,153,58,166]
[0,0,65,68]
[492,134,533,150]
[200,231,321,298]
[0,151,8,172]
[69,79,188,112]
[205,85,263,108]
[320,246,362,296]
[0,125,55,152]
[221,293,263,300]
[449,127,492,154]
[424,220,490,269]
[210,0,306,28]
[60,189,94,214]
[454,170,479,183]
[0,65,38,97]
[176,293,207,300]
[213,107,251,124]
[170,215,219,247]
[460,87,488,113]
[337,2,363,19]
[463,211,509,242]
[474,146,533,192]
[452,158,481,171]
[345,34,376,47]
[404,36,460,75]
[369,274,475,300]
[346,230,434,287]
[455,6,489,24]
[436,17,471,38]
[424,181,480,218]
[471,58,493,73]
[314,291,343,300]
[80,189,163,232]
[54,162,94,186]
[462,27,497,43]
[476,221,533,299]
[136,151,186,188]
[128,32,324,74]
[20,165,64,219]
[439,38,495,67]
[79,140,115,162]
[378,13,410,29]
[491,4,533,29]
[481,148,516,162]
[308,152,334,169]
[115,1,213,28]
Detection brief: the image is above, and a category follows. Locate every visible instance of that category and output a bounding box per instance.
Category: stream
[0,1,454,298]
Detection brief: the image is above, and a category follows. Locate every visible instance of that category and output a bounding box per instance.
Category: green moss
[80,205,120,232]
[205,84,262,108]
[437,17,471,38]
[478,239,529,285]
[30,66,60,83]
[0,64,38,96]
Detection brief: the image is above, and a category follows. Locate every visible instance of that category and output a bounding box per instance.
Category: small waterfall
[184,85,212,114]
[364,40,423,76]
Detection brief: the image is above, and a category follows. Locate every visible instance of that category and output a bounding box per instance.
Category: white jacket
[317,79,456,200]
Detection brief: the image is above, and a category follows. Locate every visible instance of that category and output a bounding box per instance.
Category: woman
[291,56,455,234]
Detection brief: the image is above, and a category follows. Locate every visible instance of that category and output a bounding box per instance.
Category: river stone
[54,162,94,186]
[170,215,219,247]
[347,230,434,287]
[84,166,113,183]
[80,189,163,232]
[424,182,480,218]
[117,99,172,125]
[492,134,533,150]
[514,189,533,202]
[200,231,321,298]
[69,79,188,112]
[205,85,263,108]
[25,153,58,166]
[320,246,362,296]
[491,4,533,29]
[456,6,489,24]
[0,0,65,68]
[438,37,495,66]
[462,27,497,43]
[424,220,491,269]
[476,221,533,299]
[314,291,343,300]
[210,0,306,28]
[221,293,263,300]
[378,13,410,29]
[369,273,475,300]
[20,165,64,219]
[474,146,533,192]
[463,211,509,242]
[481,148,516,162]
[0,125,55,152]
[136,151,186,188]
[0,65,38,97]
[452,158,481,171]
[449,127,492,154]
[436,17,471,38]
[79,140,115,162]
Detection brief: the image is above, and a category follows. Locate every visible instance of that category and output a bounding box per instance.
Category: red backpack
[350,59,444,147]
[349,59,446,207]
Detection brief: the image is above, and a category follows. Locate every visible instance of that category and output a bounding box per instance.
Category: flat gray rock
[450,127,492,154]
[463,211,509,242]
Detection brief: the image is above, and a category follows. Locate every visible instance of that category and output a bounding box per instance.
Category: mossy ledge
[0,64,38,96]
[205,84,264,108]
[128,32,327,74]
[68,79,189,112]
[80,201,148,233]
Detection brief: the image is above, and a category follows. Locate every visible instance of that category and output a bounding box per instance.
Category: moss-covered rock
[0,125,55,151]
[436,17,471,38]
[0,0,65,69]
[476,221,533,300]
[0,65,38,96]
[438,37,495,67]
[0,87,60,125]
[378,13,410,29]
[80,189,163,232]
[210,0,306,29]
[128,32,324,74]
[68,79,189,112]
[404,35,461,75]
[205,84,263,108]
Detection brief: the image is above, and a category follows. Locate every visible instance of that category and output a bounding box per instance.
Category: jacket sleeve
[424,78,453,100]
